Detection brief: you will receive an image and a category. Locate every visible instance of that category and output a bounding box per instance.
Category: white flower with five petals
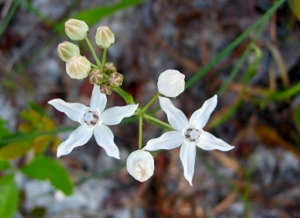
[48,85,138,158]
[143,95,234,185]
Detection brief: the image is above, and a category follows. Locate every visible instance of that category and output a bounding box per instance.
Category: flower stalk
[85,37,101,67]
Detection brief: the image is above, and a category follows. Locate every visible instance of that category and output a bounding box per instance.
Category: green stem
[142,92,160,113]
[85,37,101,67]
[185,0,287,89]
[101,48,107,70]
[143,113,173,130]
[0,126,76,147]
[138,111,143,149]
[91,63,98,68]
[113,87,135,104]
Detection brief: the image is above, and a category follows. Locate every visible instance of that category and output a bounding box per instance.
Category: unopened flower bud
[104,62,117,74]
[109,72,123,87]
[65,18,89,41]
[126,150,154,182]
[57,41,80,62]
[95,26,115,48]
[89,69,104,84]
[66,55,91,79]
[100,84,112,95]
[157,69,185,97]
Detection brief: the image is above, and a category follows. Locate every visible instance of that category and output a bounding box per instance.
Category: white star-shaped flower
[48,85,138,158]
[143,95,234,185]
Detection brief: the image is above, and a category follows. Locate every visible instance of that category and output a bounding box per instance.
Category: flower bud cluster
[89,62,123,95]
[57,18,118,89]
[54,18,234,186]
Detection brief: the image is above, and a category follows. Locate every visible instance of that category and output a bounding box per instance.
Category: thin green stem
[142,92,160,113]
[91,63,98,68]
[113,87,135,104]
[0,126,76,147]
[101,48,107,70]
[143,113,173,130]
[85,37,101,67]
[138,111,143,149]
[185,0,287,89]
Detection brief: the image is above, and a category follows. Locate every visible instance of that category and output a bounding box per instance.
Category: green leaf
[0,118,11,140]
[53,0,143,32]
[0,174,19,218]
[0,140,33,159]
[29,102,46,117]
[22,156,73,195]
[293,0,300,21]
[0,159,10,171]
[242,44,262,85]
[295,104,300,128]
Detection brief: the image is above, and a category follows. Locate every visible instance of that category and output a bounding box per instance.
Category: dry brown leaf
[255,124,300,158]
[211,151,244,176]
[212,191,237,215]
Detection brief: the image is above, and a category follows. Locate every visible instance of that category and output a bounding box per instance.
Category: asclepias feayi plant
[53,18,234,186]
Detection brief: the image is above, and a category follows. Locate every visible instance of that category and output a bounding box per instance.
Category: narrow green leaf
[0,0,21,37]
[53,0,144,32]
[185,0,287,89]
[242,44,262,85]
[0,174,19,218]
[22,156,73,195]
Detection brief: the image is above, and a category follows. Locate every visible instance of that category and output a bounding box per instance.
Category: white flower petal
[189,95,217,129]
[143,131,184,151]
[159,97,188,131]
[101,104,138,125]
[198,131,234,151]
[180,142,196,186]
[57,125,93,157]
[90,85,107,111]
[94,125,120,159]
[126,150,154,182]
[48,99,87,123]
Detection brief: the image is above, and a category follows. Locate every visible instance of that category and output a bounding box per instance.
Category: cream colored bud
[126,150,154,182]
[95,26,115,48]
[109,72,123,87]
[100,85,112,95]
[57,41,80,62]
[66,55,91,79]
[89,69,104,84]
[157,69,185,97]
[65,18,89,41]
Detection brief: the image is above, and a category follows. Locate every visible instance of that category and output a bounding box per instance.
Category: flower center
[184,127,201,142]
[83,110,100,127]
